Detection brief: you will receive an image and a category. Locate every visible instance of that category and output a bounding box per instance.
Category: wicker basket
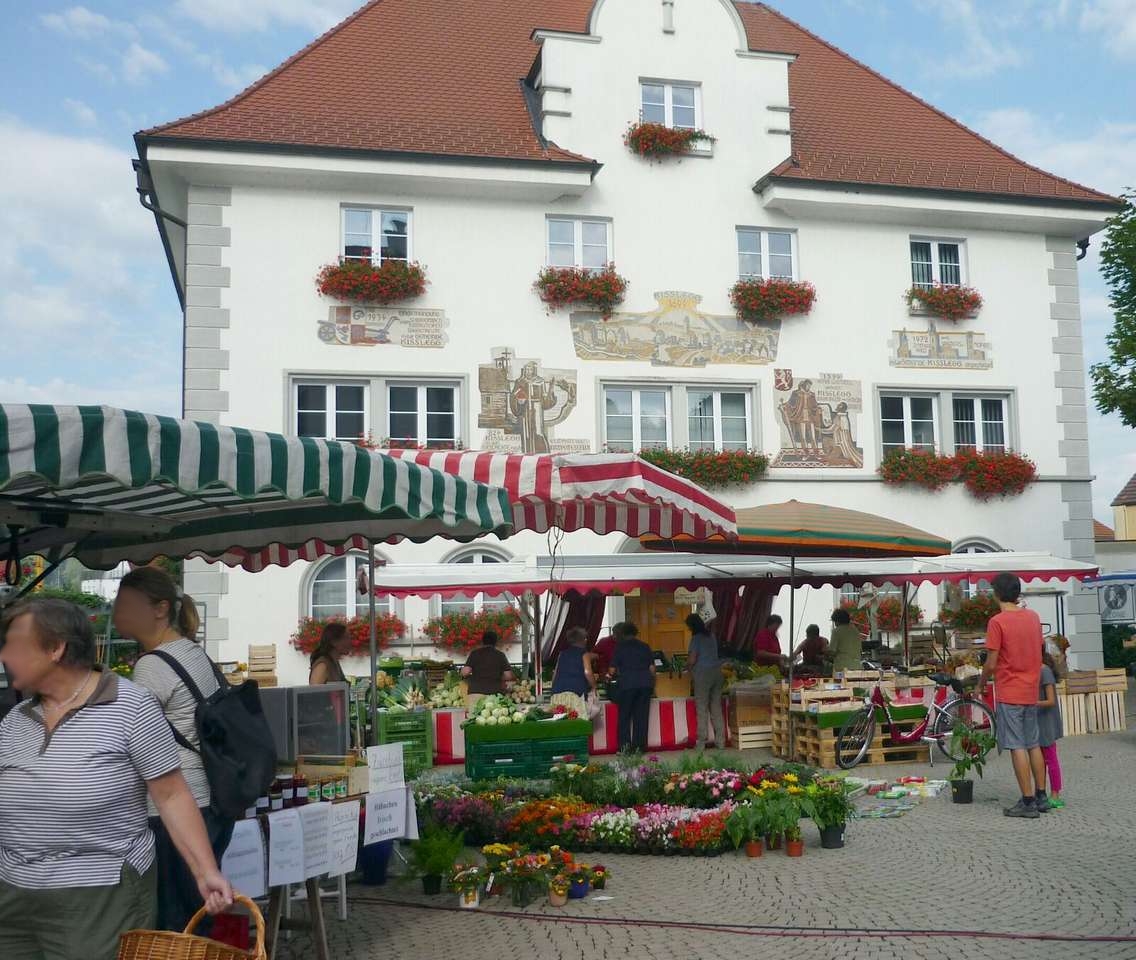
[117,895,266,960]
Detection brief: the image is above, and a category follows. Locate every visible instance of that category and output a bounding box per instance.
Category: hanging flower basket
[904,284,982,321]
[729,278,816,323]
[637,448,769,489]
[534,264,628,318]
[316,258,428,304]
[841,598,923,634]
[422,608,522,654]
[939,593,1001,632]
[624,121,714,159]
[290,614,406,656]
[878,448,1036,499]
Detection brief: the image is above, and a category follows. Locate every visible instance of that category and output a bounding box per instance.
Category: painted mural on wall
[888,327,992,370]
[477,348,584,454]
[570,291,780,367]
[318,305,449,348]
[772,370,864,469]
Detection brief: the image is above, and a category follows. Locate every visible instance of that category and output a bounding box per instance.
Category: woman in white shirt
[114,566,233,933]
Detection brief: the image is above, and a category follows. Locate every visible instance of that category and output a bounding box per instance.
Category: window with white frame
[604,387,671,452]
[953,539,1001,600]
[910,238,964,287]
[687,390,750,451]
[295,382,367,442]
[640,81,699,129]
[952,397,1007,453]
[737,229,796,280]
[387,383,460,449]
[438,551,514,616]
[840,582,902,606]
[547,218,610,269]
[342,207,411,263]
[308,554,396,619]
[879,394,938,453]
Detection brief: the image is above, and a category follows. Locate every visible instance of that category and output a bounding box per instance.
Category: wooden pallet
[783,715,930,768]
[1058,694,1087,736]
[1063,669,1129,695]
[731,723,773,750]
[1086,691,1126,733]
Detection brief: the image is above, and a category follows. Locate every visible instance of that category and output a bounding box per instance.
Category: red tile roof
[1095,520,1115,541]
[1112,473,1136,507]
[140,1,1117,205]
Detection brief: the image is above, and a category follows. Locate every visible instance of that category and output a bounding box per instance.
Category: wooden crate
[731,723,773,751]
[1086,691,1126,733]
[1058,694,1087,736]
[1094,669,1129,693]
[780,712,929,768]
[790,688,858,713]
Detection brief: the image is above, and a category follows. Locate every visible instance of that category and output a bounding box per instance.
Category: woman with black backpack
[115,567,235,932]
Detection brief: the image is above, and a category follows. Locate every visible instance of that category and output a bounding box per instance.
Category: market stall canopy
[641,500,950,557]
[384,449,736,541]
[372,551,1097,599]
[0,404,513,573]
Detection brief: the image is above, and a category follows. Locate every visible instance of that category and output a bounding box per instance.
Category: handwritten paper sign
[221,818,266,898]
[366,743,405,792]
[267,809,305,887]
[327,801,361,877]
[364,787,407,846]
[300,802,332,880]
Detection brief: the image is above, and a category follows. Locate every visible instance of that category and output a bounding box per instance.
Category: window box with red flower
[316,258,427,305]
[729,278,816,323]
[623,121,714,160]
[290,613,406,656]
[534,264,628,319]
[878,448,1036,499]
[422,607,522,654]
[637,448,769,489]
[904,283,982,321]
[356,433,464,453]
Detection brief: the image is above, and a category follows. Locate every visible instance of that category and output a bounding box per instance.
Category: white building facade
[136,0,1118,683]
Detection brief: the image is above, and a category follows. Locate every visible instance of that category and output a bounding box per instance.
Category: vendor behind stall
[793,624,828,673]
[308,622,350,685]
[461,631,514,708]
[551,627,596,698]
[753,615,789,671]
[829,608,863,674]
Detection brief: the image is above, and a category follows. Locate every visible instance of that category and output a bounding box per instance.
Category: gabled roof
[1095,520,1115,541]
[1112,473,1136,507]
[139,0,1118,206]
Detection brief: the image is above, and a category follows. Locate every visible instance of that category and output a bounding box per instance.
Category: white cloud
[41,6,120,38]
[173,0,359,33]
[161,33,266,92]
[121,42,169,84]
[925,0,1025,77]
[62,97,97,128]
[0,377,179,417]
[1081,0,1136,58]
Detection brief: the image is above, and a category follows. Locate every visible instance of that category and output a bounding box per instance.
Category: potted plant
[449,863,483,909]
[533,263,628,318]
[904,283,983,321]
[501,852,549,908]
[624,120,715,159]
[411,825,465,895]
[567,864,592,899]
[802,779,855,849]
[725,802,765,858]
[549,873,570,907]
[947,721,997,804]
[315,258,428,304]
[729,277,817,323]
[590,864,609,890]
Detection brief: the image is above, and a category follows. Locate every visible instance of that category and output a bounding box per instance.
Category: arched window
[438,549,514,616]
[953,539,1002,600]
[307,553,395,619]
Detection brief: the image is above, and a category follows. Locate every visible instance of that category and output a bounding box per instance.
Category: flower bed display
[533,264,628,318]
[637,448,769,488]
[421,608,521,653]
[729,278,816,323]
[315,258,427,304]
[878,448,1036,499]
[624,121,714,159]
[904,283,983,321]
[290,613,406,655]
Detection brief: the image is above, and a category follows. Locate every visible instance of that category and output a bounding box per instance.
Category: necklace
[44,670,93,715]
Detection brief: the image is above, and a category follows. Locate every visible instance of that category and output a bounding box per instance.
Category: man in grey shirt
[685,614,724,750]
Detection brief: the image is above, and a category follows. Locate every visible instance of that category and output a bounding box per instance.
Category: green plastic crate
[465,740,534,781]
[378,709,432,738]
[464,719,592,743]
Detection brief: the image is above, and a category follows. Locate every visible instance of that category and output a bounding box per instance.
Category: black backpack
[146,650,278,820]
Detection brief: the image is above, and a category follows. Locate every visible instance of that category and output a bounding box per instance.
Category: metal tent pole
[368,543,378,746]
[901,583,910,667]
[787,555,796,761]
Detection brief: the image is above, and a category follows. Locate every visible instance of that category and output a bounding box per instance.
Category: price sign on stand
[266,809,305,887]
[221,818,266,898]
[364,787,407,846]
[366,743,405,792]
[327,802,361,877]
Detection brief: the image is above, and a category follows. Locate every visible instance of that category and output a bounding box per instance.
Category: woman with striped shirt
[115,566,235,933]
[0,598,231,960]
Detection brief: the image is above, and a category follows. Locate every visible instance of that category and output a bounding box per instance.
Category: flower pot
[592,878,606,890]
[951,779,974,804]
[421,875,442,896]
[785,839,804,858]
[764,834,783,852]
[549,890,568,907]
[459,889,480,909]
[568,879,590,900]
[819,825,845,850]
[744,840,763,858]
[511,880,540,908]
[359,839,394,886]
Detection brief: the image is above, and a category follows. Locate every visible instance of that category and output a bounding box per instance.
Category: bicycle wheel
[834,705,876,769]
[934,696,997,761]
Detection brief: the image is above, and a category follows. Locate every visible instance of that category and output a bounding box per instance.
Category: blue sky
[1,0,1134,518]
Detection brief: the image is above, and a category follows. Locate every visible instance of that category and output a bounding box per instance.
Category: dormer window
[640,81,699,130]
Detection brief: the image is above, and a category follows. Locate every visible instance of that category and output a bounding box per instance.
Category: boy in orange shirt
[976,573,1048,818]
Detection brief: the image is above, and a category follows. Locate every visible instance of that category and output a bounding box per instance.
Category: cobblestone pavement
[279,702,1136,960]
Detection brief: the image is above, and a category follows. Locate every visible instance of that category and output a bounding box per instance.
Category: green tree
[1091,192,1136,424]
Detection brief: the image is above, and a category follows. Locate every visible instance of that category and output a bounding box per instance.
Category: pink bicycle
[835,672,996,770]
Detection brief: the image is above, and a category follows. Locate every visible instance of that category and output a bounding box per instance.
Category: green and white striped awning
[0,404,513,573]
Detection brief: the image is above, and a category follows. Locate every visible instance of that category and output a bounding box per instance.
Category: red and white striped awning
[383,450,737,541]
